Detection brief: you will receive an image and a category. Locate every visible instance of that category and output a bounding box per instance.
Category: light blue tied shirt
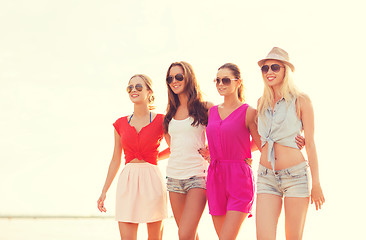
[258,97,303,170]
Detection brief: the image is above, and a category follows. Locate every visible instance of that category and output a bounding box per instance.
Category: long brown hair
[163,61,208,133]
[218,63,245,102]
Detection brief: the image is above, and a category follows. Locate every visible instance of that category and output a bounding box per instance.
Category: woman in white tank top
[163,61,213,240]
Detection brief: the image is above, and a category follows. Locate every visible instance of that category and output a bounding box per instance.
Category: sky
[0,0,365,238]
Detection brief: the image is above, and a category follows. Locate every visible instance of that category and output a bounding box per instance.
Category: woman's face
[215,68,240,97]
[127,76,151,105]
[261,59,286,88]
[167,66,185,95]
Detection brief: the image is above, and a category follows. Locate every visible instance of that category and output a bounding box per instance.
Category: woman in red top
[97,74,170,240]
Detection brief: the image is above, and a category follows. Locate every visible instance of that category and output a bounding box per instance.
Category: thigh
[226,162,255,213]
[284,197,309,240]
[282,162,311,198]
[169,191,187,226]
[118,222,138,240]
[147,220,164,240]
[178,188,207,239]
[220,210,248,240]
[256,194,283,240]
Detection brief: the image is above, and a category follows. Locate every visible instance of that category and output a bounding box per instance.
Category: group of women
[97,47,325,240]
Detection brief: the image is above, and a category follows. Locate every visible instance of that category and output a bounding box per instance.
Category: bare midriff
[129,158,148,163]
[260,143,306,170]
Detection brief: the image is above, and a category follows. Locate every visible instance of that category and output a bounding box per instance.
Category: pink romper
[206,104,254,216]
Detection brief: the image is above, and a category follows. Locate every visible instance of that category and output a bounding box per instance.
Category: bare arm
[246,106,262,152]
[300,95,325,210]
[158,147,170,161]
[97,129,123,212]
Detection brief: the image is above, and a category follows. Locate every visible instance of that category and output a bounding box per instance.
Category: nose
[266,68,274,74]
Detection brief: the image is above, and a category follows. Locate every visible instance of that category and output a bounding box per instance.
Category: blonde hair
[129,74,156,110]
[257,64,301,117]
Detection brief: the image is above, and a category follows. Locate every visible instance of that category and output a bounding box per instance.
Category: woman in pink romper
[205,63,262,239]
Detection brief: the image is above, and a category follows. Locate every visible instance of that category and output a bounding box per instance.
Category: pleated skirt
[115,163,167,223]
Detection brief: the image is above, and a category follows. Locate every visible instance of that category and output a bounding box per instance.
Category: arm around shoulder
[246,106,262,152]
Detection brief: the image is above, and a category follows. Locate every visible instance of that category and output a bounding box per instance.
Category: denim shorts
[167,176,207,194]
[256,161,311,198]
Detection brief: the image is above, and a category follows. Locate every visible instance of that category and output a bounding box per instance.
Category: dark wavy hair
[163,61,209,133]
[218,63,245,102]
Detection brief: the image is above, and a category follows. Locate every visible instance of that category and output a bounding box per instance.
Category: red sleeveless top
[113,114,164,165]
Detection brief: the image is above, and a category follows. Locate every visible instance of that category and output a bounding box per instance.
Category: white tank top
[167,117,208,179]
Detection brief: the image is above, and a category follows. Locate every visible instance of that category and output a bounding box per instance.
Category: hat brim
[258,58,295,72]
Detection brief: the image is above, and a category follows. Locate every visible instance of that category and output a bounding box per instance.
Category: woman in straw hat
[256,47,325,239]
[97,74,169,240]
[199,62,304,239]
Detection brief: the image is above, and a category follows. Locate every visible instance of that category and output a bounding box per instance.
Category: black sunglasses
[166,73,184,84]
[214,77,238,85]
[127,83,144,93]
[261,64,284,74]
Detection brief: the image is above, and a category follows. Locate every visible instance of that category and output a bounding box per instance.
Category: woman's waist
[211,157,249,163]
[166,164,208,179]
[126,158,157,165]
[168,156,207,168]
[260,144,305,170]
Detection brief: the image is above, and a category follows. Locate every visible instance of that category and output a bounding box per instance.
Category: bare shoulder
[246,105,258,114]
[246,105,258,123]
[205,101,215,109]
[256,97,262,108]
[297,93,312,108]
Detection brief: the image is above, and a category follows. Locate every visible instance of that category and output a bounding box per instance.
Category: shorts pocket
[258,167,268,177]
[286,168,307,178]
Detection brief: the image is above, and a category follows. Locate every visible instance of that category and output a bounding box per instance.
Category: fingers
[245,158,253,167]
[198,147,210,163]
[295,135,305,149]
[311,196,325,211]
[97,198,107,212]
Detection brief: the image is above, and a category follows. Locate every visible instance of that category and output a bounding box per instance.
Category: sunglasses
[214,77,238,85]
[166,73,184,84]
[261,64,284,74]
[127,83,144,93]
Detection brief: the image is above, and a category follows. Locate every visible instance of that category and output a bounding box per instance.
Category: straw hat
[258,47,295,72]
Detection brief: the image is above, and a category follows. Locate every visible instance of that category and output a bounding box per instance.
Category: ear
[237,79,242,87]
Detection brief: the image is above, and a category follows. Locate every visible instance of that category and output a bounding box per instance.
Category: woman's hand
[97,192,107,212]
[245,158,253,167]
[311,184,325,210]
[295,135,305,149]
[198,146,210,163]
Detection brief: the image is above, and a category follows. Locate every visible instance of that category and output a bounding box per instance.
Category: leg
[211,215,225,237]
[256,194,283,240]
[219,211,247,240]
[178,188,207,240]
[147,220,164,240]
[169,191,187,227]
[118,222,138,240]
[284,197,309,240]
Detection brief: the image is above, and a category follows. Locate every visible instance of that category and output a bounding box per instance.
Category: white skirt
[115,163,167,223]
